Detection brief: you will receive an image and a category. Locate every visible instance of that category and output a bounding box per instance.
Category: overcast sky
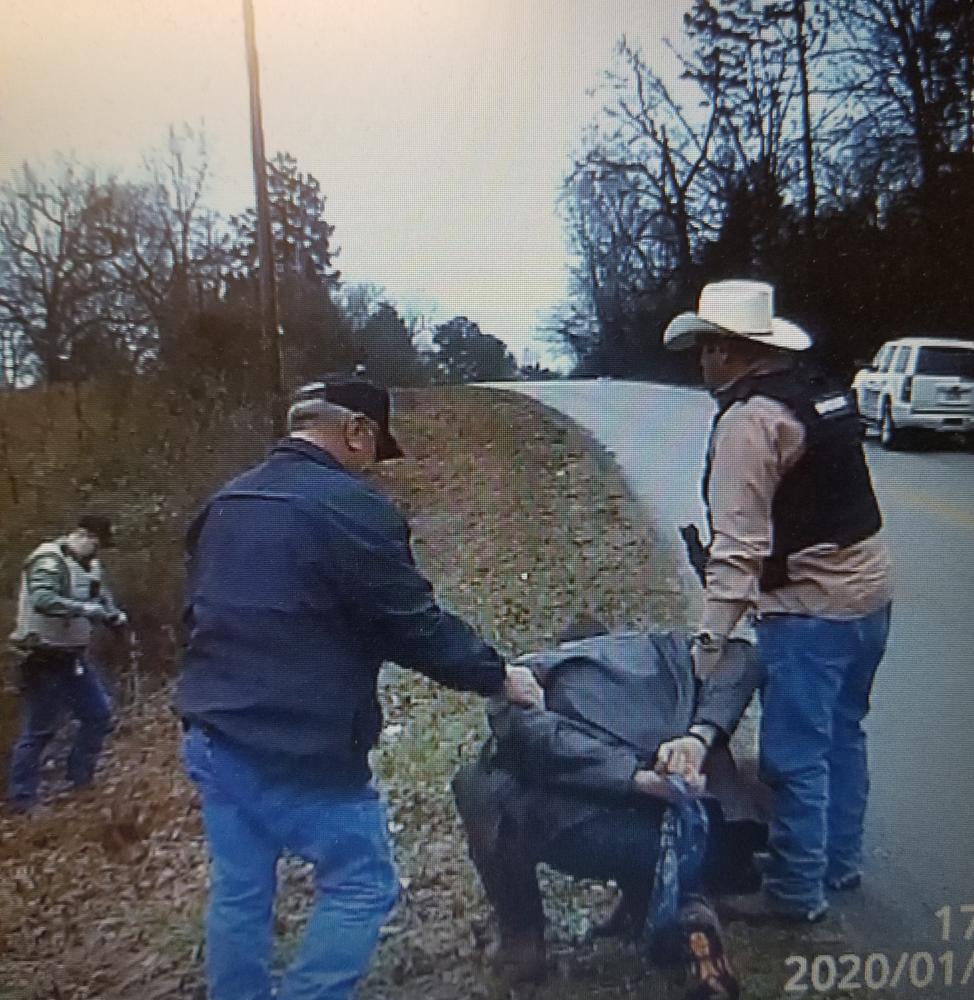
[1,1,691,364]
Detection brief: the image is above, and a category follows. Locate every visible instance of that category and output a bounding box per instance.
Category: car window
[874,346,893,371]
[915,346,974,378]
[891,347,911,374]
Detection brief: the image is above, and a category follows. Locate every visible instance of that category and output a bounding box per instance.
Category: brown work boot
[492,926,547,984]
[677,898,739,1000]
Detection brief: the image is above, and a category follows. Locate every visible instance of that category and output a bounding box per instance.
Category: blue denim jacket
[178,438,505,786]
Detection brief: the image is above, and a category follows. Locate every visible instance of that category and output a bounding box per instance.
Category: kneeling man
[453,619,769,998]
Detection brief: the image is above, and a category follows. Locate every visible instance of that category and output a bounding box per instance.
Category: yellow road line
[888,489,974,528]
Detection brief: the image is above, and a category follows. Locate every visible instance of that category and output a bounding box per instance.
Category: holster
[679,524,709,588]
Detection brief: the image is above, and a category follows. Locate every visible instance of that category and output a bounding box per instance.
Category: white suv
[853,337,974,448]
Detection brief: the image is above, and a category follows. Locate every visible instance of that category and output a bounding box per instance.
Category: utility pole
[242,0,285,435]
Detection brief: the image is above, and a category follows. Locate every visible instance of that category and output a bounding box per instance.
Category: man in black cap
[7,514,127,811]
[178,377,543,1000]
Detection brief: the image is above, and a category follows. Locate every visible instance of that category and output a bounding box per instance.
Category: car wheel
[879,401,905,450]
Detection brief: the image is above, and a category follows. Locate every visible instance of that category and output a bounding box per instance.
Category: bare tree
[824,0,974,195]
[555,36,728,366]
[558,169,647,362]
[99,125,228,367]
[0,161,125,381]
[684,1,837,228]
[566,38,728,292]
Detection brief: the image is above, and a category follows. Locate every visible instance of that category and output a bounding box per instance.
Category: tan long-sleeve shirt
[702,394,893,635]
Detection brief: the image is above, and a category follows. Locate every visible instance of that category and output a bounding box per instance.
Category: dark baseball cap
[293,377,404,461]
[77,514,114,547]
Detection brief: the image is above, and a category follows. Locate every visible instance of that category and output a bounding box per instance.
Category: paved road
[499,379,974,959]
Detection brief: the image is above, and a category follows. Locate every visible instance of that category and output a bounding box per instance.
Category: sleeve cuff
[688,721,725,750]
[699,598,749,638]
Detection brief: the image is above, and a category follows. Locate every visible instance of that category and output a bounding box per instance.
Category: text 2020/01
[785,904,974,993]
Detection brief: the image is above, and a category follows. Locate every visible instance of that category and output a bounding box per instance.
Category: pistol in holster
[679,523,710,588]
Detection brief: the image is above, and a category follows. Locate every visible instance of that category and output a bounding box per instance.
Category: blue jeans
[7,650,112,807]
[182,725,399,1000]
[755,604,891,913]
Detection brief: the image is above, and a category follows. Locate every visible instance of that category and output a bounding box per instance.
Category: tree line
[552,0,974,380]
[0,129,518,394]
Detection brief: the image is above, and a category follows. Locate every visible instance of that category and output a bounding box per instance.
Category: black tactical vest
[703,367,882,590]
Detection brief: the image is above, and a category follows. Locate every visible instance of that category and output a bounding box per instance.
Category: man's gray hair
[287,397,348,433]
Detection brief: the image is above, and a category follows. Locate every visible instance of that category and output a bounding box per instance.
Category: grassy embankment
[0,382,859,999]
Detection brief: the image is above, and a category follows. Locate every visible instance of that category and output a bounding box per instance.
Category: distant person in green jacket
[7,514,127,812]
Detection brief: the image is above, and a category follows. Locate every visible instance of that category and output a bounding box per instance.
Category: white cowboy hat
[663,280,812,352]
